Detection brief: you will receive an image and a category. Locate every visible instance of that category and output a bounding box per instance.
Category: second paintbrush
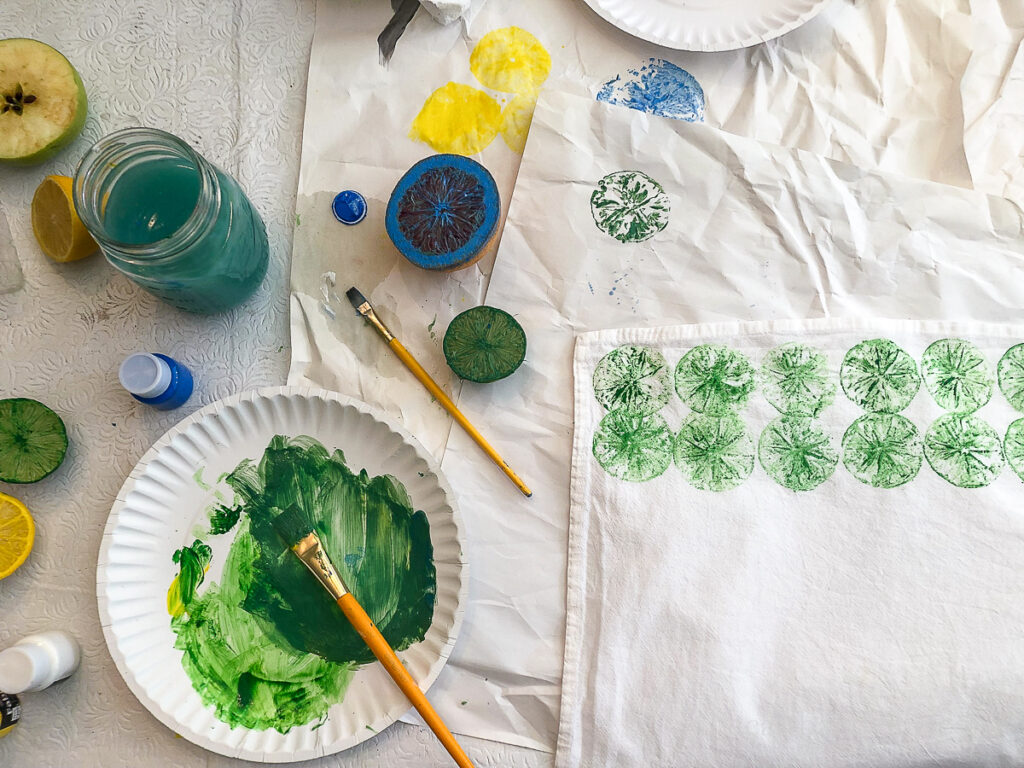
[345,287,532,498]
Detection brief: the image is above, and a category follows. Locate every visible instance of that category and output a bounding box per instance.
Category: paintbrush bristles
[346,287,369,310]
[270,505,314,547]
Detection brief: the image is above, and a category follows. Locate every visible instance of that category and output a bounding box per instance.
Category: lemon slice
[0,492,35,579]
[31,175,98,262]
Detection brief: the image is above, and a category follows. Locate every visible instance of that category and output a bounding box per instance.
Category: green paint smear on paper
[841,413,922,489]
[759,416,838,491]
[924,413,1004,488]
[593,345,671,415]
[168,435,436,732]
[673,413,754,492]
[675,344,756,416]
[758,342,835,417]
[590,171,670,243]
[998,344,1024,413]
[592,408,672,482]
[840,339,920,413]
[920,338,993,413]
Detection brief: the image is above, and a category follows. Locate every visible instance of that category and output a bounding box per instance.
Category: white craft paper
[561,319,1024,767]
[290,0,1024,750]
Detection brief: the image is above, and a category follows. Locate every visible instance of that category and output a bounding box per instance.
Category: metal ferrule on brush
[291,533,349,601]
[357,302,394,342]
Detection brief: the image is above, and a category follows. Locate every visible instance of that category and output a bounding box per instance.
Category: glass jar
[73,127,269,314]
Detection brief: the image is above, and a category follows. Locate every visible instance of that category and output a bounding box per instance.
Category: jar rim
[72,127,219,261]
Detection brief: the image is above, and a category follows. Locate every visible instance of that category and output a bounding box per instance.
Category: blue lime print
[597,58,705,122]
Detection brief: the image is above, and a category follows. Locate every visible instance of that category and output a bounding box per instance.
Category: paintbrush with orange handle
[271,505,474,768]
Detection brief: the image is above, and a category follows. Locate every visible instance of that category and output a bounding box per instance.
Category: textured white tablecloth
[0,2,547,766]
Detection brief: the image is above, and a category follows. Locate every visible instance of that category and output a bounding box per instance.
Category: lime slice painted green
[592,409,672,482]
[759,416,837,491]
[1004,419,1024,482]
[998,344,1024,413]
[674,344,755,415]
[841,413,922,488]
[593,345,671,415]
[758,342,835,416]
[923,413,1003,488]
[673,413,754,491]
[443,305,526,383]
[590,170,670,243]
[840,339,920,413]
[0,398,68,483]
[920,338,993,413]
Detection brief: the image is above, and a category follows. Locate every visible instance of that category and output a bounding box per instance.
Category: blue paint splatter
[588,282,594,295]
[597,59,705,122]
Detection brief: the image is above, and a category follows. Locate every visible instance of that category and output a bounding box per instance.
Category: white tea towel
[560,317,1024,768]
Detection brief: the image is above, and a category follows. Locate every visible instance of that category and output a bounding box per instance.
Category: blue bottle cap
[332,190,367,225]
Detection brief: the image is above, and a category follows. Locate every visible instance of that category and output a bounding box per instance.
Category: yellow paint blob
[500,92,538,154]
[470,27,551,94]
[409,82,503,155]
[167,574,184,618]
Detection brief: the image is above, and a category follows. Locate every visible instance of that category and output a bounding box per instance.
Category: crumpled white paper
[562,319,1024,767]
[290,0,1024,751]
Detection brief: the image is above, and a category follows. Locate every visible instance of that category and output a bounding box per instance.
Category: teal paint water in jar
[73,128,268,313]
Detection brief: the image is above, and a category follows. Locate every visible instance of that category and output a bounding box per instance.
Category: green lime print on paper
[841,413,922,488]
[758,343,835,416]
[674,344,755,415]
[998,344,1024,413]
[673,413,754,491]
[168,435,436,732]
[593,345,671,415]
[590,170,670,243]
[923,414,1004,488]
[592,409,673,482]
[920,339,993,413]
[759,416,838,491]
[840,339,920,413]
[1004,419,1024,481]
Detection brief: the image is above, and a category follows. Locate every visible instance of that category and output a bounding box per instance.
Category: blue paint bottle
[119,353,193,410]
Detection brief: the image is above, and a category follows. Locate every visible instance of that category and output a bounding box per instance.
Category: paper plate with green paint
[97,388,466,762]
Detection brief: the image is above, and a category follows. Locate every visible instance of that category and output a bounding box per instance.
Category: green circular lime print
[758,343,835,416]
[1005,419,1024,482]
[997,344,1024,413]
[590,171,670,243]
[920,338,993,413]
[923,413,1004,488]
[759,416,838,491]
[673,413,755,492]
[840,339,920,413]
[674,345,755,415]
[841,413,922,488]
[592,409,673,482]
[593,345,671,415]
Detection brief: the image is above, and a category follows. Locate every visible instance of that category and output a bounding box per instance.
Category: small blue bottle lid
[119,353,194,410]
[332,190,367,225]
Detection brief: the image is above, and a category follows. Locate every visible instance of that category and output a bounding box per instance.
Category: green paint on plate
[758,342,835,416]
[840,339,920,413]
[998,344,1024,413]
[192,467,212,490]
[590,170,670,243]
[1004,419,1024,482]
[759,416,838,491]
[592,345,671,415]
[207,504,241,535]
[673,413,754,491]
[674,344,755,415]
[920,338,993,413]
[592,409,672,482]
[169,435,436,732]
[923,413,1004,488]
[841,413,922,488]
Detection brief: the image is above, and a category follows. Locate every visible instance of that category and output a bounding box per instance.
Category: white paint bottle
[0,631,81,694]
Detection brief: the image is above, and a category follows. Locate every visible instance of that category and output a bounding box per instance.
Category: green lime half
[920,338,993,413]
[673,413,754,492]
[443,305,527,383]
[759,416,838,491]
[592,345,671,415]
[841,413,922,489]
[923,413,1003,488]
[674,344,755,416]
[998,344,1024,413]
[758,342,835,416]
[1004,419,1024,482]
[840,339,920,413]
[0,398,68,483]
[590,170,670,243]
[592,409,672,482]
